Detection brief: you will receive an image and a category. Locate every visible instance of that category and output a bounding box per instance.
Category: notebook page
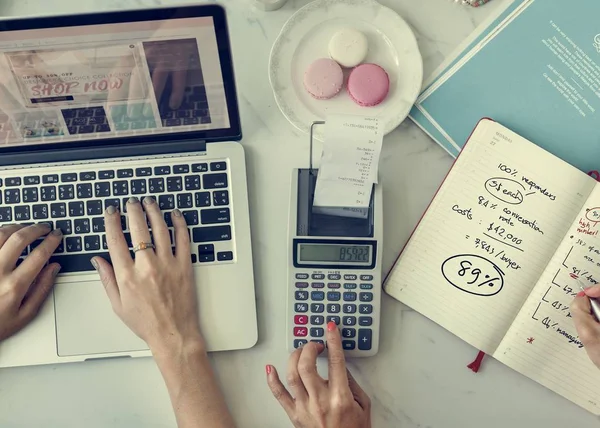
[385,119,595,354]
[495,185,600,415]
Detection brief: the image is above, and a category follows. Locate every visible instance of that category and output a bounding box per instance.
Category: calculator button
[296,282,309,288]
[327,304,341,314]
[296,273,309,280]
[359,317,373,326]
[360,275,374,281]
[343,292,357,301]
[328,273,341,280]
[344,283,357,290]
[342,341,356,350]
[311,291,325,301]
[311,303,325,313]
[343,304,357,314]
[311,340,325,345]
[294,339,308,348]
[295,303,308,313]
[359,292,373,302]
[294,315,308,325]
[312,273,325,280]
[344,274,357,281]
[360,283,374,290]
[311,282,325,289]
[343,316,357,326]
[294,327,308,337]
[327,316,341,325]
[358,329,372,350]
[359,304,373,314]
[327,292,341,301]
[342,328,356,338]
[311,315,324,325]
[310,328,324,338]
[327,283,341,289]
[295,291,309,301]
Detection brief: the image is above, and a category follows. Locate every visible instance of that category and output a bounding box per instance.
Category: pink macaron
[347,63,390,107]
[303,58,344,100]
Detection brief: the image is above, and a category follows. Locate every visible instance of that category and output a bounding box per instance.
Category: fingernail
[143,196,155,205]
[577,290,587,297]
[128,196,139,204]
[53,265,61,277]
[172,209,182,217]
[265,365,272,375]
[327,321,337,332]
[90,258,99,270]
[106,205,116,215]
[39,222,51,230]
[51,228,62,236]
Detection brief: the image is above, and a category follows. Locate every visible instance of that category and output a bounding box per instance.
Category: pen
[577,279,600,321]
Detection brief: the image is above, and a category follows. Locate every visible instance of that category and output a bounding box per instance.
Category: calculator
[287,168,382,357]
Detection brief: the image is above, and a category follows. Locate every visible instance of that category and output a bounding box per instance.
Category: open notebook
[385,118,600,414]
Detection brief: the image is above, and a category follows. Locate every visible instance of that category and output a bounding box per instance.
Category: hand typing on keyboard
[266,322,372,428]
[0,223,62,341]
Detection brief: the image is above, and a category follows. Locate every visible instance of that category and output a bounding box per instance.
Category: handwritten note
[313,115,383,209]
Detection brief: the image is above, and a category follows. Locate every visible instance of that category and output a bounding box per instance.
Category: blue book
[410,0,600,173]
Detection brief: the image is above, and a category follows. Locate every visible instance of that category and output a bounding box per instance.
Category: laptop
[0,5,258,368]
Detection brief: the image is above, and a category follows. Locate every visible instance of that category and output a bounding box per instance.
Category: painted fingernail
[265,365,272,375]
[327,321,337,332]
[53,265,62,277]
[51,228,62,236]
[128,196,139,204]
[106,205,116,215]
[577,290,586,297]
[143,196,155,205]
[39,222,51,229]
[172,209,182,217]
[90,258,99,270]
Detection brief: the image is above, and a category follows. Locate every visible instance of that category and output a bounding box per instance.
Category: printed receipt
[313,115,383,209]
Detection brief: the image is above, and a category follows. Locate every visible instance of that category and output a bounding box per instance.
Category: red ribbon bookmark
[467,351,486,373]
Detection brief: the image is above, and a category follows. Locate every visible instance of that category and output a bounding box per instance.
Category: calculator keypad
[292,271,375,353]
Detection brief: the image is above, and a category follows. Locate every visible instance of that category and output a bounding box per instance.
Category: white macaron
[328,28,368,68]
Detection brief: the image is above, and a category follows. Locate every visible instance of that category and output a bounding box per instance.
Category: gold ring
[133,242,155,253]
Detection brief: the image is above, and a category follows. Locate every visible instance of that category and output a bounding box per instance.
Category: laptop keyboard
[0,160,234,273]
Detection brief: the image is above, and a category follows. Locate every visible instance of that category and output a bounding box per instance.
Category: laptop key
[195,192,211,207]
[131,179,147,195]
[98,170,115,179]
[149,178,165,193]
[42,174,59,184]
[117,169,134,178]
[32,204,48,220]
[86,200,103,216]
[58,185,74,200]
[61,173,77,182]
[68,201,85,217]
[104,199,121,211]
[210,162,227,171]
[159,195,175,210]
[84,235,101,251]
[6,177,21,186]
[200,208,230,224]
[167,177,182,192]
[203,173,228,189]
[74,219,90,234]
[80,171,96,181]
[77,183,93,198]
[184,175,201,190]
[41,186,57,201]
[14,206,30,221]
[113,181,129,196]
[154,166,171,175]
[135,167,152,177]
[24,176,40,185]
[192,163,208,172]
[0,207,11,222]
[182,210,199,225]
[164,212,174,228]
[50,252,111,273]
[50,203,67,218]
[101,235,108,250]
[192,225,232,242]
[23,188,38,203]
[174,165,189,174]
[95,182,111,197]
[177,193,193,209]
[5,189,20,204]
[213,190,229,206]
[92,217,105,233]
[66,237,82,252]
[56,220,72,235]
[217,251,233,261]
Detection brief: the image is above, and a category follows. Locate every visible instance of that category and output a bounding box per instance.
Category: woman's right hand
[572,285,600,368]
[266,322,372,428]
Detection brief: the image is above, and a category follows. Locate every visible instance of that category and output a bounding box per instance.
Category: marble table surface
[1,0,599,427]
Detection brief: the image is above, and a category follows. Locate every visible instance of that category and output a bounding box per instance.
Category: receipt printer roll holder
[295,121,375,238]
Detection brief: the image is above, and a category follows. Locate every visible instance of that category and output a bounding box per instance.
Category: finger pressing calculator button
[296,282,309,288]
[327,316,341,325]
[358,329,373,350]
[342,328,356,338]
[295,303,308,313]
[327,292,341,301]
[343,304,357,314]
[359,317,373,326]
[327,283,341,289]
[311,303,325,313]
[311,282,325,289]
[310,328,324,337]
[296,273,309,280]
[343,316,357,326]
[328,273,341,280]
[360,275,374,281]
[360,283,374,290]
[344,283,357,290]
[359,304,373,314]
[294,339,308,348]
[327,304,341,314]
[294,315,308,325]
[311,291,325,301]
[344,274,357,281]
[342,341,356,350]
[359,292,373,302]
[295,291,309,301]
[311,340,325,345]
[343,292,357,301]
[294,327,308,337]
[311,315,324,325]
[312,273,325,280]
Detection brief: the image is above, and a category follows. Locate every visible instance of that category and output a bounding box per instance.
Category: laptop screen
[0,6,240,152]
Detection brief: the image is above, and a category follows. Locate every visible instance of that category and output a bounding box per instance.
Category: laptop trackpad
[54,281,148,357]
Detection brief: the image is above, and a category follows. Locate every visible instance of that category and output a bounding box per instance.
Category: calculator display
[298,244,371,263]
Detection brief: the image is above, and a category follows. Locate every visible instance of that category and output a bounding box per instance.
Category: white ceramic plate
[269,0,423,140]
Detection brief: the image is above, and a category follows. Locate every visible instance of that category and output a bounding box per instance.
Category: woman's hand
[266,322,372,428]
[91,197,203,355]
[0,223,62,341]
[572,285,600,368]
